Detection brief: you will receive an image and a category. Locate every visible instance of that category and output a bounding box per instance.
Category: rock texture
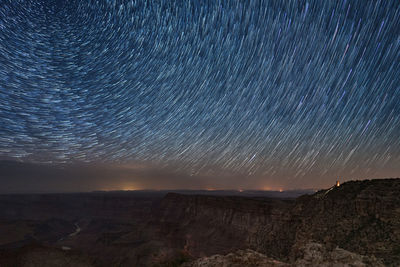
[293,242,384,267]
[288,179,400,265]
[182,249,288,267]
[156,193,293,257]
[183,242,384,267]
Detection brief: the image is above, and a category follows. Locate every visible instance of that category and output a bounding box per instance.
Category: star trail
[0,0,399,190]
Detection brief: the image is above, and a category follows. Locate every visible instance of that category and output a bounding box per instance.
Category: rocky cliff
[156,178,400,265]
[288,178,400,264]
[156,193,294,257]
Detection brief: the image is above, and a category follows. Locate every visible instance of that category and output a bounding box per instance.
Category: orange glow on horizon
[103,182,141,191]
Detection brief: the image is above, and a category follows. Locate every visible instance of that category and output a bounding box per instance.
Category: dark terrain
[0,178,399,266]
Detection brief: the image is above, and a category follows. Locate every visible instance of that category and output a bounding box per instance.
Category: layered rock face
[156,193,294,257]
[157,178,400,265]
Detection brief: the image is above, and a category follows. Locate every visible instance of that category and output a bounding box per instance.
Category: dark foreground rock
[182,249,288,267]
[183,242,384,267]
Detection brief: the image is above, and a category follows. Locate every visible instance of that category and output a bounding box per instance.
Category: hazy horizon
[1,160,397,194]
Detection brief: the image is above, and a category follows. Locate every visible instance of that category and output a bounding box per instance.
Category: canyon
[0,178,399,266]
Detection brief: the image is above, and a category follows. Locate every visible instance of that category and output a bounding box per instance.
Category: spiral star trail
[0,0,399,190]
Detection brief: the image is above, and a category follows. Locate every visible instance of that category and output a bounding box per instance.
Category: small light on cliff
[336,180,340,187]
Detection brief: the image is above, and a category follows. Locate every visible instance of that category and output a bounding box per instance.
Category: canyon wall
[156,178,400,265]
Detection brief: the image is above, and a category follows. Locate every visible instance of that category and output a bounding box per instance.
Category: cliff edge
[157,178,400,265]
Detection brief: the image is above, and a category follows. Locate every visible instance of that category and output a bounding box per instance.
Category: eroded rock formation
[157,178,400,265]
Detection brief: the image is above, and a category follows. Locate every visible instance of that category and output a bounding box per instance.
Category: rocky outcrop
[293,242,384,267]
[182,249,288,267]
[288,178,400,265]
[182,242,384,267]
[157,178,400,265]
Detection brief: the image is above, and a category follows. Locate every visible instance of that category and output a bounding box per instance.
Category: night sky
[0,0,399,192]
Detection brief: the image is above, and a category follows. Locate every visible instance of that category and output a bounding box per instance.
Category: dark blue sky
[0,0,399,191]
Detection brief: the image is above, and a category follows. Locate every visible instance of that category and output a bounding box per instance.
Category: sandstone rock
[182,243,384,267]
[293,242,384,267]
[181,249,289,267]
